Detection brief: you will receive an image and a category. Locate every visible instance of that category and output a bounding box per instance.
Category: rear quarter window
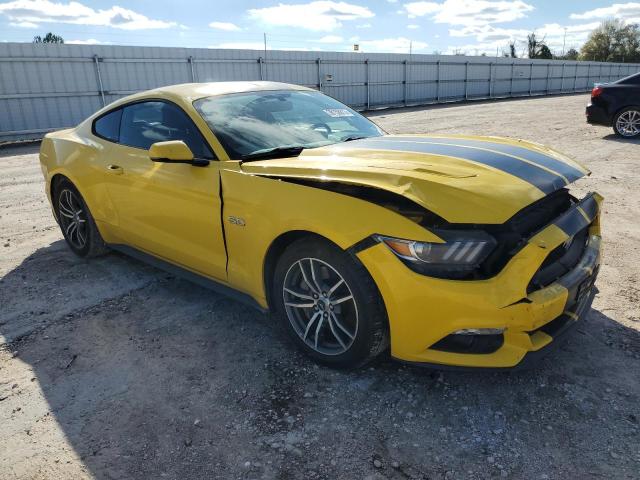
[618,73,640,85]
[93,109,122,142]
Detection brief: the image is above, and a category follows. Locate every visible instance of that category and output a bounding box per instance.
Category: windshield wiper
[241,146,305,162]
[342,135,368,142]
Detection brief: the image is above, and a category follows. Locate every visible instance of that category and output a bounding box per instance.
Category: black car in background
[586,72,640,138]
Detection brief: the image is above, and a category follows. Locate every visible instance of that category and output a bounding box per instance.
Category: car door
[102,100,227,281]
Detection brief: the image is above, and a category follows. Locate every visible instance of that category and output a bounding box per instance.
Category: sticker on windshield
[323,109,354,118]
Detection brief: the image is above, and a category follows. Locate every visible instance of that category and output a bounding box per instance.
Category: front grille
[430,333,504,354]
[506,188,574,237]
[527,227,589,292]
[530,313,572,337]
[478,189,574,278]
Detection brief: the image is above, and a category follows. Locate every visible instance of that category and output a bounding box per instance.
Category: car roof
[138,81,312,101]
[85,81,315,124]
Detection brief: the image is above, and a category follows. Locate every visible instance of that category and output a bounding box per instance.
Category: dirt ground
[1,93,639,480]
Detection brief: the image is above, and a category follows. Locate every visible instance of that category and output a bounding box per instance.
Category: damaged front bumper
[357,193,602,369]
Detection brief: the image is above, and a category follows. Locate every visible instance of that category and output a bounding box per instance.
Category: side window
[93,108,122,142]
[119,101,215,159]
[620,74,640,85]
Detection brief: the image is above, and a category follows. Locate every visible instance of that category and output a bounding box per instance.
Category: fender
[220,165,443,306]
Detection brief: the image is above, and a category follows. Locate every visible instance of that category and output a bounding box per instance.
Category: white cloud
[248,1,374,31]
[447,21,602,56]
[356,22,372,28]
[358,36,427,53]
[209,21,241,31]
[403,0,534,26]
[445,42,501,55]
[536,22,601,51]
[0,0,176,29]
[403,1,440,17]
[209,42,267,50]
[318,35,343,43]
[450,25,527,41]
[67,38,111,45]
[407,23,420,29]
[9,20,37,27]
[570,3,640,23]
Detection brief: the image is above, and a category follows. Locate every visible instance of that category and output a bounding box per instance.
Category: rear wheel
[54,179,108,258]
[273,237,388,368]
[613,107,640,138]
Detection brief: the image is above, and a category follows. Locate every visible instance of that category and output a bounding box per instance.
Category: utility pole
[562,27,567,56]
[263,33,268,80]
[409,40,412,56]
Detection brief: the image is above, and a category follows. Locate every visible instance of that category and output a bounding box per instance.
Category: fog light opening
[452,328,505,335]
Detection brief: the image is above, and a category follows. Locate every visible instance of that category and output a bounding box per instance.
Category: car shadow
[0,141,41,158]
[601,133,640,143]
[1,243,639,479]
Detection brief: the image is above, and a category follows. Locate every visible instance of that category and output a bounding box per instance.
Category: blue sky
[1,1,639,55]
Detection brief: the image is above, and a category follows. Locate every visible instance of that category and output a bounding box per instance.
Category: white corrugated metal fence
[1,42,639,142]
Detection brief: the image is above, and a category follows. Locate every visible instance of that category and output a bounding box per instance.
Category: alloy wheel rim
[282,258,358,356]
[616,110,640,137]
[58,189,88,250]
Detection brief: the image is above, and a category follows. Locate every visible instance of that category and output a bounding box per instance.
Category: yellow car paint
[149,140,196,161]
[39,81,602,369]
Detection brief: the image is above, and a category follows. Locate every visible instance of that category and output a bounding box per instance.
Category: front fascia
[357,194,603,367]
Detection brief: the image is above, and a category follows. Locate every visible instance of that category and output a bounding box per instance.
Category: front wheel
[273,237,389,368]
[613,107,640,138]
[54,179,109,258]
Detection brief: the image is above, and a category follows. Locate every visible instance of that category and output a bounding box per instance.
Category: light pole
[562,27,567,56]
[263,33,268,79]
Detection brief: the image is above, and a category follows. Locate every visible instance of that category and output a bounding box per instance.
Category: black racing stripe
[396,137,586,183]
[554,194,599,236]
[554,208,590,236]
[580,195,598,221]
[348,138,566,194]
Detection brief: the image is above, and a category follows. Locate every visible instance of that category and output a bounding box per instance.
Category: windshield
[193,90,383,159]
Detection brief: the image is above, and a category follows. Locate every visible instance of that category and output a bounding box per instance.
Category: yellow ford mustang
[39,81,601,369]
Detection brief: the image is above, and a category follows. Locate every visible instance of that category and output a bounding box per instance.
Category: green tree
[33,33,64,44]
[579,19,640,62]
[527,33,552,59]
[538,44,553,59]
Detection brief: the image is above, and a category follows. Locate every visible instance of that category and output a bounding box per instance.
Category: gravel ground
[1,93,639,480]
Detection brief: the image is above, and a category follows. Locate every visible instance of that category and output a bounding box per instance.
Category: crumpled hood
[240,134,589,224]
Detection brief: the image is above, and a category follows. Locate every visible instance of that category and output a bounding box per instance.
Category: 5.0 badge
[228,216,246,226]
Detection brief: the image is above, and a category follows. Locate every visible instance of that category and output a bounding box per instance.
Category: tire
[613,107,640,138]
[53,179,109,258]
[272,236,389,368]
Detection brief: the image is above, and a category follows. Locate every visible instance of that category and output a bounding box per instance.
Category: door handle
[107,164,123,175]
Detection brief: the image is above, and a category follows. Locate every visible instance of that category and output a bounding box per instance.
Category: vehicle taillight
[591,86,603,99]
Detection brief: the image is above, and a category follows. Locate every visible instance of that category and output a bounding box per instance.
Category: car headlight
[375,230,497,279]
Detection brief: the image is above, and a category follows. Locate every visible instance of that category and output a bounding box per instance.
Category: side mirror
[149,141,209,167]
